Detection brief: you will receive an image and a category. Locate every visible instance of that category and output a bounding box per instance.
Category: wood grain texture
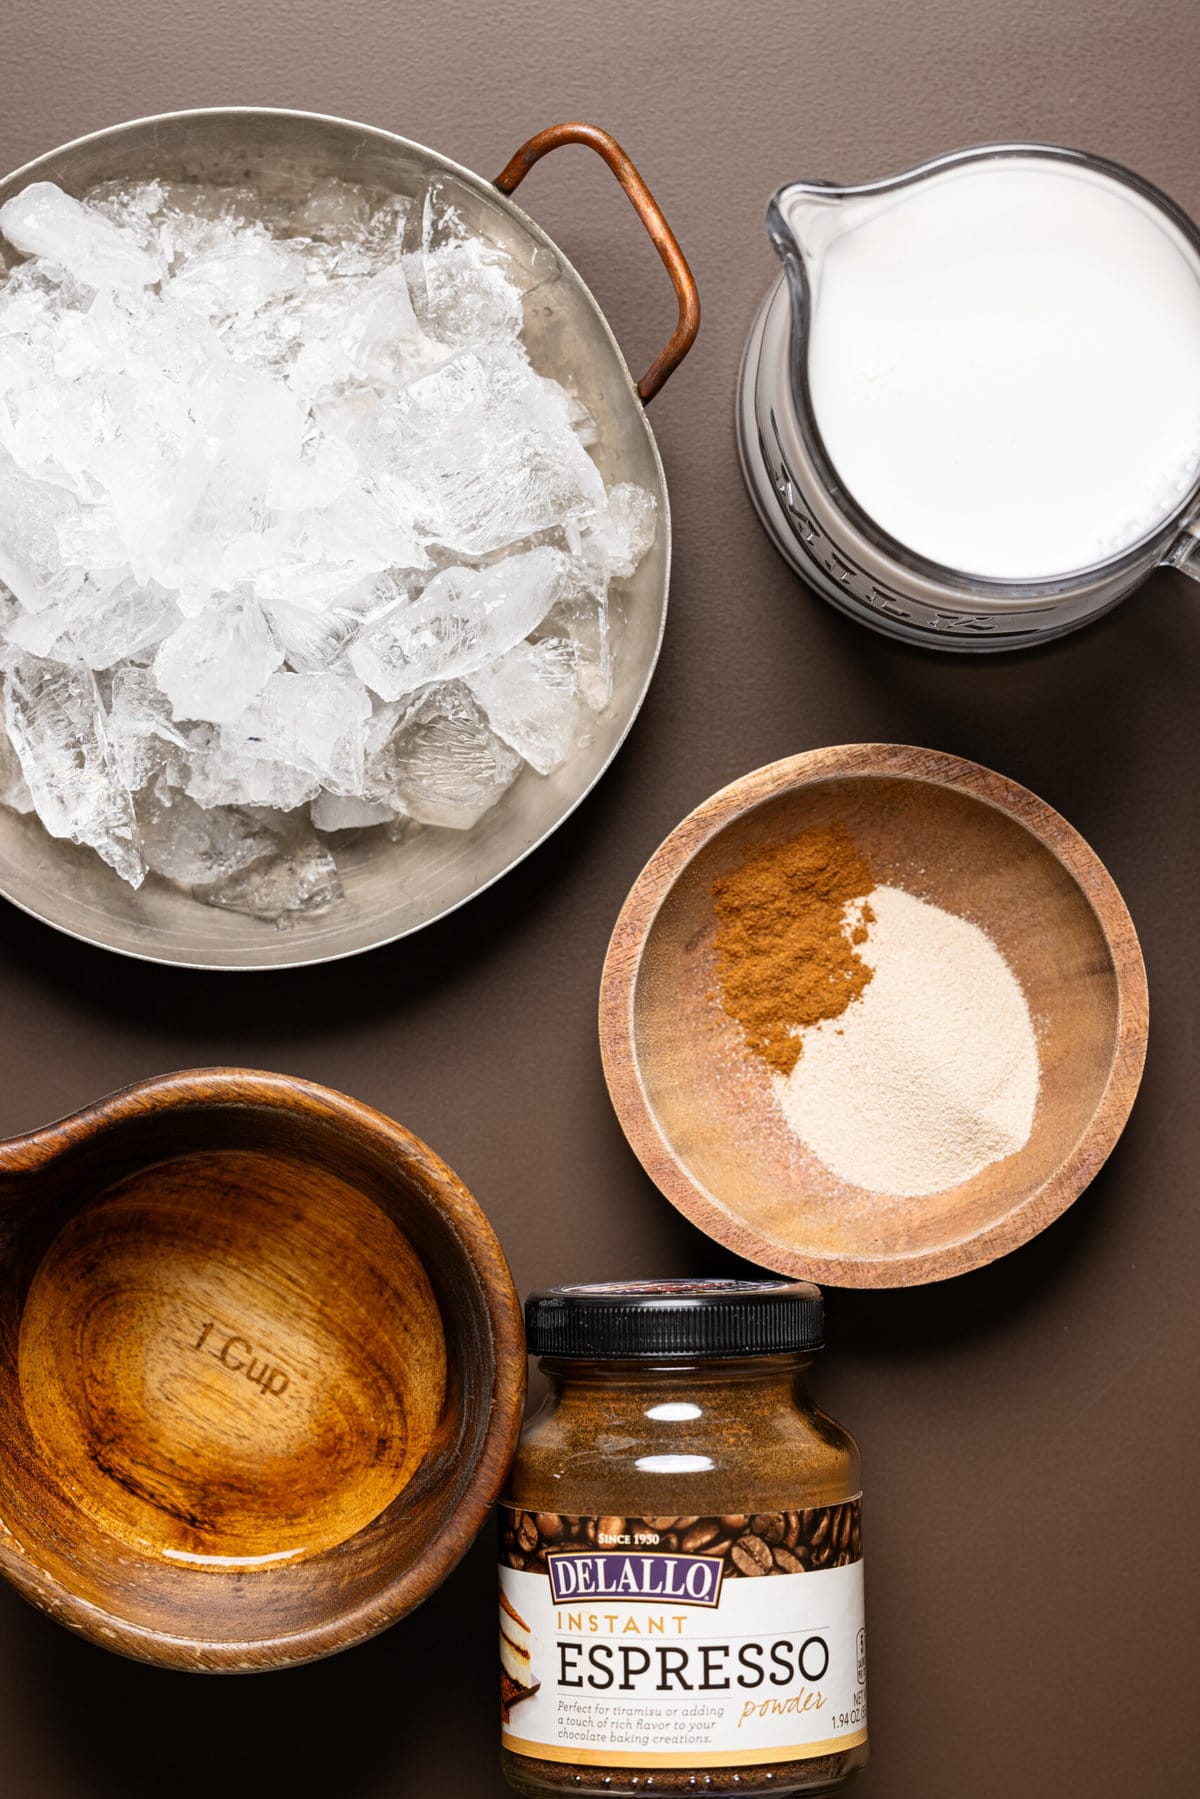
[0,1069,525,1670]
[599,745,1149,1288]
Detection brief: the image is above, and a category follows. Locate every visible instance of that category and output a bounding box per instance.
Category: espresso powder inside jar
[499,1281,867,1796]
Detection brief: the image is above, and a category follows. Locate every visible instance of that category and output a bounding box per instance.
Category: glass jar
[498,1280,866,1796]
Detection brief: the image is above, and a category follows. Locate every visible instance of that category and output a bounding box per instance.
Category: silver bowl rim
[0,105,672,971]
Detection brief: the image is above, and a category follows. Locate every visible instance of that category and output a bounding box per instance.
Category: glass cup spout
[767,181,846,276]
[766,179,891,318]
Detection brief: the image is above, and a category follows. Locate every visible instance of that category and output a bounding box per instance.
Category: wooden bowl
[600,745,1148,1287]
[0,1070,525,1670]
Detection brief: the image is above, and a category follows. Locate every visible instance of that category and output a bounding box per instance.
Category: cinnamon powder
[711,824,876,1076]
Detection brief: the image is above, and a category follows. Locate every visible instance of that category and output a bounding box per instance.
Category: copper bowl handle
[496,121,700,404]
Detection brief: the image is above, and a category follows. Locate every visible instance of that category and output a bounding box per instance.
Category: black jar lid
[524,1279,823,1360]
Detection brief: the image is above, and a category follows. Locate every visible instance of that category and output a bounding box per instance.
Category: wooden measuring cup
[0,1068,524,1670]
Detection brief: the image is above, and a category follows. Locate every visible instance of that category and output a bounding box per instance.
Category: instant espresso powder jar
[498,1280,867,1795]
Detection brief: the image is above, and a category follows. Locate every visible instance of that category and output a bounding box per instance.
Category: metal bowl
[0,109,698,968]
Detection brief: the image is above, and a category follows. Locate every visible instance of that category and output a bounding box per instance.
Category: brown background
[0,1,1196,1793]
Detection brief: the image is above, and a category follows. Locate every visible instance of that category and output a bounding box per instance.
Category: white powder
[775,886,1039,1196]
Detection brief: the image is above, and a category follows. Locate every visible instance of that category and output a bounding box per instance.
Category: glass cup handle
[1165,522,1200,582]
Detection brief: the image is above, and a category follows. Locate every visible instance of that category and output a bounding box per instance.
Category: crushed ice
[0,175,657,921]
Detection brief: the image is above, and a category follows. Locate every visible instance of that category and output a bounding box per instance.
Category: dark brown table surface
[1,1,1197,1793]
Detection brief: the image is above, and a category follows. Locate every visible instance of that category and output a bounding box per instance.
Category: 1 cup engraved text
[192,1321,290,1396]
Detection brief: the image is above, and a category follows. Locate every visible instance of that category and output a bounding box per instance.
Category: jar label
[498,1505,866,1769]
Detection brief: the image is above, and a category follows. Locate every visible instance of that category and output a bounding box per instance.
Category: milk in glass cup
[738,144,1200,649]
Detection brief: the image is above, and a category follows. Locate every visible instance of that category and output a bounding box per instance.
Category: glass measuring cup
[738,144,1200,651]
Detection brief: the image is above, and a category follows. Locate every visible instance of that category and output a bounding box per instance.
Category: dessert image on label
[500,1586,540,1719]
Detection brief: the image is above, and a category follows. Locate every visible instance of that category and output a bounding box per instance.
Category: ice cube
[183,725,321,813]
[0,714,33,811]
[0,182,164,290]
[360,692,421,797]
[167,230,304,323]
[68,576,180,669]
[359,195,413,269]
[107,664,193,791]
[289,179,373,243]
[410,235,525,346]
[0,255,93,331]
[137,786,283,884]
[3,595,72,658]
[265,436,358,515]
[469,637,590,775]
[237,670,370,794]
[538,586,613,713]
[193,827,342,922]
[281,264,440,399]
[567,483,657,578]
[301,478,430,580]
[10,290,229,585]
[368,682,521,828]
[85,178,168,236]
[0,448,80,610]
[86,177,255,247]
[8,558,154,658]
[364,346,606,556]
[564,393,599,447]
[349,546,571,700]
[177,647,369,808]
[154,590,283,723]
[310,790,395,831]
[171,368,309,551]
[1,652,144,884]
[54,505,131,580]
[408,178,555,340]
[261,595,361,673]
